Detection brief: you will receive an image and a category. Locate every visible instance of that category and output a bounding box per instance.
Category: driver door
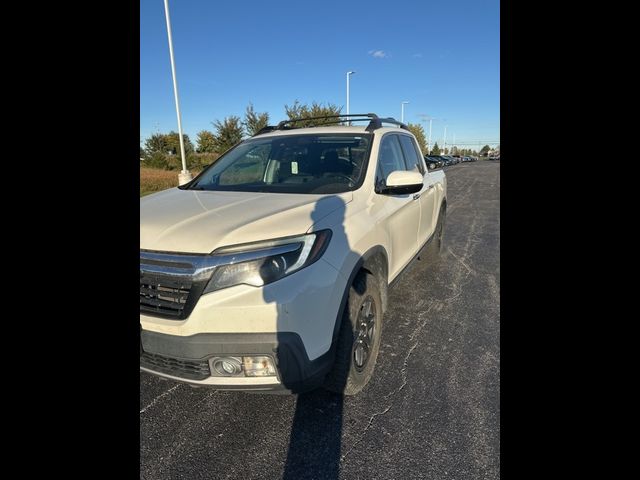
[376,134,421,279]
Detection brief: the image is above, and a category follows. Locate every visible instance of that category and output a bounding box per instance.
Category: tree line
[140,101,491,170]
[141,101,346,170]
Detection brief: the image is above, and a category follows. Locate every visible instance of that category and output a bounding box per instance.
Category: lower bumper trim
[140,366,282,389]
[140,329,335,393]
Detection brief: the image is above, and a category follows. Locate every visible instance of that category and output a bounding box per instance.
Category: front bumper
[140,248,348,392]
[140,329,335,393]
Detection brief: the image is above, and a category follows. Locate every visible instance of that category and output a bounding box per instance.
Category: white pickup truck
[140,114,446,395]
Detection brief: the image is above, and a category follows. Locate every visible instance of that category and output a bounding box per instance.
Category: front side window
[187,134,372,194]
[377,135,407,182]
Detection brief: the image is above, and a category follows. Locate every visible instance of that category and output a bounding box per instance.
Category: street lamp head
[347,71,356,75]
[402,101,410,104]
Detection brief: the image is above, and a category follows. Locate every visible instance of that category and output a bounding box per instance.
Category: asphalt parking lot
[140,160,500,480]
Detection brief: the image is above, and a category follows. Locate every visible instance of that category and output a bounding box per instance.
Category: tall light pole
[401,101,409,123]
[418,114,435,154]
[443,125,447,154]
[163,0,192,185]
[346,71,355,116]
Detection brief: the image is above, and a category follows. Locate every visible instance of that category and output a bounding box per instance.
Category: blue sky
[140,0,499,151]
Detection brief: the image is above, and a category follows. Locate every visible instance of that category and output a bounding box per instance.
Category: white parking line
[140,384,181,414]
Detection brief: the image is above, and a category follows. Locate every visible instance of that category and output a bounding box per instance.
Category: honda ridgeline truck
[140,114,447,395]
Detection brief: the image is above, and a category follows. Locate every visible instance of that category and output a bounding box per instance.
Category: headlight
[203,230,332,293]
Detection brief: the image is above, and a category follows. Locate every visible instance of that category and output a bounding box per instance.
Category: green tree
[243,103,270,137]
[144,133,169,155]
[406,123,428,154]
[431,142,441,155]
[196,130,217,153]
[480,145,491,156]
[284,100,342,127]
[144,132,194,156]
[165,131,194,156]
[213,116,244,154]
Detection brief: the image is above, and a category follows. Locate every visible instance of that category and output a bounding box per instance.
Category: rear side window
[398,135,425,175]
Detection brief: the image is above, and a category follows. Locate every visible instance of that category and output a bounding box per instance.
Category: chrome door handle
[413,193,421,200]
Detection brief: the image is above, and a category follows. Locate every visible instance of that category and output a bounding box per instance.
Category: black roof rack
[253,113,408,136]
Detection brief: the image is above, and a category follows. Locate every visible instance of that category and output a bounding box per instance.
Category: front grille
[140,250,213,320]
[140,274,193,318]
[140,351,211,380]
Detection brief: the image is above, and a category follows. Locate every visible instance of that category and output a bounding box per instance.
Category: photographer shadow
[263,195,355,479]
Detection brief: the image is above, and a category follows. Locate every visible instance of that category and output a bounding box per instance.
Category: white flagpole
[163,0,192,185]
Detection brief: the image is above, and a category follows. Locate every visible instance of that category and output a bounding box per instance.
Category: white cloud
[368,50,388,58]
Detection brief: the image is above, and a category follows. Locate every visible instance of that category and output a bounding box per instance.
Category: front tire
[324,272,383,396]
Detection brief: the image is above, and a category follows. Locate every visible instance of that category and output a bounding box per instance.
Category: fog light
[211,356,243,376]
[221,361,237,374]
[242,356,277,377]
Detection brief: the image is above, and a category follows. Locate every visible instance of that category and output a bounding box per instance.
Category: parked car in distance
[424,155,444,170]
[436,156,451,166]
[140,113,447,396]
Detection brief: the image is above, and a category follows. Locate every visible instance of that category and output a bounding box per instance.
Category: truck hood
[140,188,352,253]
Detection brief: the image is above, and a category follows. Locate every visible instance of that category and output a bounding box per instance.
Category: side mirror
[380,170,423,195]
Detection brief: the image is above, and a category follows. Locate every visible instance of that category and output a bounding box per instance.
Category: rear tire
[323,272,383,396]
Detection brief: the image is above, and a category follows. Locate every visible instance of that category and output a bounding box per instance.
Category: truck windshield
[186,133,372,194]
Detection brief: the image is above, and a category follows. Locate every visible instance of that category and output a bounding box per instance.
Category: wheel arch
[360,246,389,313]
[330,245,389,344]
